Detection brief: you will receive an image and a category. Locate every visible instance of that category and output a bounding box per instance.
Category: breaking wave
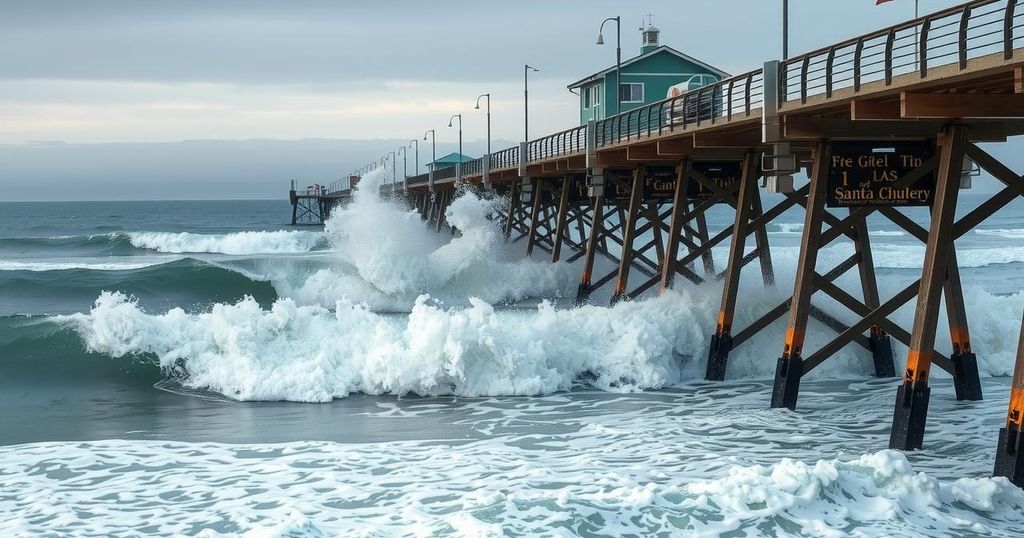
[58,279,1024,402]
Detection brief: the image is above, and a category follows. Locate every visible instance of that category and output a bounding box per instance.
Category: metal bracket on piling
[483,153,492,190]
[518,141,529,178]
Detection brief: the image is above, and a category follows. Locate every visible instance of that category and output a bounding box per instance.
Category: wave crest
[60,289,717,402]
[125,230,327,255]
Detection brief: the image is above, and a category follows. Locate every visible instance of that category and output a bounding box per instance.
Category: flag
[876,0,895,4]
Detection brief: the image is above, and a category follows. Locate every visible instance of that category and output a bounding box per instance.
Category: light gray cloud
[0,0,991,199]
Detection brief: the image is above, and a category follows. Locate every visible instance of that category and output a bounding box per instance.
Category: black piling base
[951,351,983,401]
[770,356,804,410]
[575,284,592,306]
[889,381,931,450]
[705,332,732,382]
[994,426,1024,487]
[869,333,896,378]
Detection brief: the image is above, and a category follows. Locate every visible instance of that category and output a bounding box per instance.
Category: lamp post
[448,113,463,183]
[409,139,419,177]
[597,16,621,115]
[524,65,538,142]
[782,0,788,59]
[423,129,436,191]
[398,145,408,193]
[475,93,491,188]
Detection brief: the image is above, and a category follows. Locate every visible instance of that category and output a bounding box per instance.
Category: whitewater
[2,169,1024,536]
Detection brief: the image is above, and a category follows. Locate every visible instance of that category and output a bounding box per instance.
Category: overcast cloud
[0,0,998,200]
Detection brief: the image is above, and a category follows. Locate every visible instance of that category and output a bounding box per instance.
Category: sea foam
[276,168,579,307]
[1,439,1021,537]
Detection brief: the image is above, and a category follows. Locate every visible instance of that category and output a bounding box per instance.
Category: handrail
[782,0,1020,106]
[589,68,764,149]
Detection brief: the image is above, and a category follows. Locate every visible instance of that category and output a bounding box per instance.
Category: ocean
[2,169,1024,536]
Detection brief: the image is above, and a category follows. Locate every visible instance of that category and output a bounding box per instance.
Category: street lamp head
[475,93,489,110]
[448,119,453,127]
[596,33,605,45]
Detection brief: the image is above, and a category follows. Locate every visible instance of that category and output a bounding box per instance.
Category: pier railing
[593,69,764,148]
[358,0,1021,190]
[781,0,1021,105]
[527,126,588,161]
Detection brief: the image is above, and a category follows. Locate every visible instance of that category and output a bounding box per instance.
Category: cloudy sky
[0,0,981,199]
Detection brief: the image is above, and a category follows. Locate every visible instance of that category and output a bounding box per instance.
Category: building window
[586,85,601,109]
[620,83,644,103]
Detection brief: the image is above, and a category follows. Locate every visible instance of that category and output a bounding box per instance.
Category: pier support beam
[707,152,761,381]
[890,125,968,451]
[852,209,896,378]
[659,160,691,293]
[771,142,830,410]
[576,183,608,305]
[611,167,646,304]
[945,250,983,401]
[525,178,544,257]
[551,176,572,263]
[994,308,1024,487]
[433,190,449,233]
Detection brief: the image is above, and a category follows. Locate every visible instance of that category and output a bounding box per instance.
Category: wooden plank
[657,138,694,156]
[784,116,1007,142]
[626,144,659,161]
[851,99,901,120]
[693,129,761,148]
[596,149,630,167]
[901,92,1024,119]
[566,155,587,170]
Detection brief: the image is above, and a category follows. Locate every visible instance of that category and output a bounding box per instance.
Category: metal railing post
[885,28,896,85]
[920,17,931,77]
[959,5,973,69]
[1006,0,1018,60]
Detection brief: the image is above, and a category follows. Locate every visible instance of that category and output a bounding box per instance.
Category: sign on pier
[690,162,741,201]
[827,142,935,208]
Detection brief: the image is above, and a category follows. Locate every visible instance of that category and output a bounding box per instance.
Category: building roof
[567,45,731,90]
[429,152,476,166]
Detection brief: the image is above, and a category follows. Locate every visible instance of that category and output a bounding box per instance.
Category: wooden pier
[288,178,354,225]
[311,1,1024,484]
